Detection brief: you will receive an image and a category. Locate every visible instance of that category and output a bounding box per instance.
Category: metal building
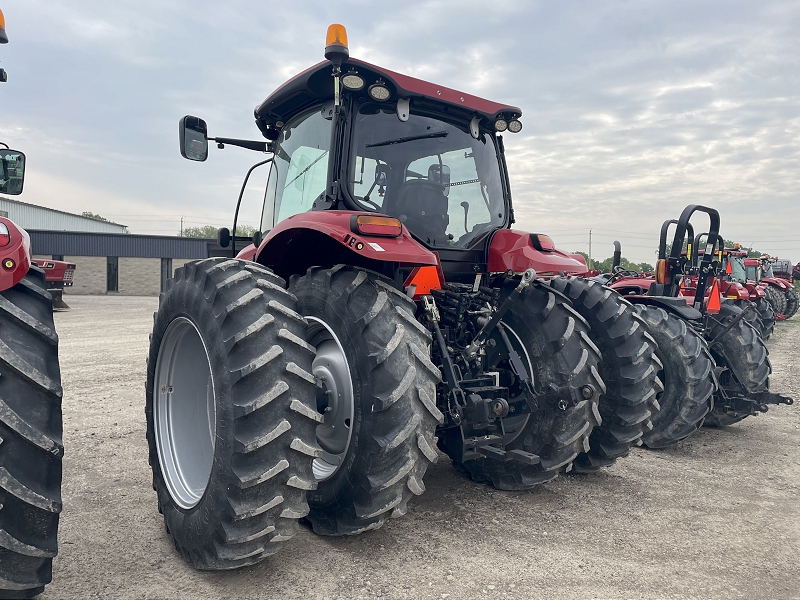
[0,196,128,233]
[2,196,222,296]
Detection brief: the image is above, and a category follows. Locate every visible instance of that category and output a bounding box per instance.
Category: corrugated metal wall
[28,230,210,259]
[0,196,127,233]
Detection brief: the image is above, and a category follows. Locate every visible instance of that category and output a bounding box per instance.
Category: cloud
[1,0,798,263]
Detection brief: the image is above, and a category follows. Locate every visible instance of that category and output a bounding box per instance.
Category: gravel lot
[43,295,800,600]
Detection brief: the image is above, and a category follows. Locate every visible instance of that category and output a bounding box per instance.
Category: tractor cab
[179,25,586,285]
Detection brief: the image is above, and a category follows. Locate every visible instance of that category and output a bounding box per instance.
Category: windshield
[745,265,760,281]
[349,104,505,248]
[729,256,747,282]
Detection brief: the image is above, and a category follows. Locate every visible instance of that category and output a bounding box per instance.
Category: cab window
[263,106,331,230]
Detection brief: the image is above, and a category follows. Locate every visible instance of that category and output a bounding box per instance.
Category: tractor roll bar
[612,241,621,271]
[658,220,694,261]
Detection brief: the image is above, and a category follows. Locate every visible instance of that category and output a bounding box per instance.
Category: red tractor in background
[607,206,792,431]
[147,24,662,570]
[0,149,64,598]
[716,245,774,340]
[31,258,75,309]
[745,256,798,319]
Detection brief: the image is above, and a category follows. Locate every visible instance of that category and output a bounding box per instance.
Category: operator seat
[391,179,450,245]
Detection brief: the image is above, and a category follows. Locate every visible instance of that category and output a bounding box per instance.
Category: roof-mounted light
[368,80,391,101]
[0,8,8,44]
[508,119,523,133]
[341,70,365,91]
[324,24,349,64]
[494,119,508,132]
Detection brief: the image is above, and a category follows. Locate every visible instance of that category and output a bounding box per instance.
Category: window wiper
[366,131,448,148]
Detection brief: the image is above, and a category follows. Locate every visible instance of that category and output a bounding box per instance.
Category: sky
[1,0,798,265]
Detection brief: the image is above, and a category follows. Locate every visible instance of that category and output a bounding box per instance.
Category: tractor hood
[487,229,588,276]
[254,58,521,136]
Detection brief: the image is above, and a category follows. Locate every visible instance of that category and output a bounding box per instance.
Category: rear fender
[624,294,702,322]
[488,229,588,275]
[255,211,438,282]
[0,217,32,292]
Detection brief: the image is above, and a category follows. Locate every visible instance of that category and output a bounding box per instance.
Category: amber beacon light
[0,8,9,44]
[325,24,349,62]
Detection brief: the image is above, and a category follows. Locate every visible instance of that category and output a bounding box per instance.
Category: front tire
[0,267,62,599]
[289,266,442,536]
[548,277,661,472]
[753,297,775,341]
[703,301,770,427]
[635,306,715,448]
[145,258,319,570]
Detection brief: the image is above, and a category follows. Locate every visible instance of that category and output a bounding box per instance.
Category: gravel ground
[42,295,800,600]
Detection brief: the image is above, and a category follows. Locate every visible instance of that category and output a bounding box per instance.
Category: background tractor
[0,145,63,599]
[146,24,661,569]
[746,257,797,319]
[30,259,75,310]
[609,206,792,430]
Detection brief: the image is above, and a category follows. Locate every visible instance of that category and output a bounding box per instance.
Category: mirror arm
[211,137,272,152]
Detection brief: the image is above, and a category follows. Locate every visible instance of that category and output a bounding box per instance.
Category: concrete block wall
[63,256,107,295]
[118,258,161,296]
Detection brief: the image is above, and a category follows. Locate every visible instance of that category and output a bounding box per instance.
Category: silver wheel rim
[495,322,534,445]
[306,316,354,482]
[154,317,216,510]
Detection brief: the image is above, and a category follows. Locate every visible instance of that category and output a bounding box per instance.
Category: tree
[82,211,109,222]
[182,224,257,239]
[572,252,653,274]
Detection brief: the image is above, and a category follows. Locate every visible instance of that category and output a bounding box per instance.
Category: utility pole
[180,216,184,237]
[588,229,592,265]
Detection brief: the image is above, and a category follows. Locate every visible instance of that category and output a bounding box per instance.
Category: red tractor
[31,259,75,309]
[608,206,792,432]
[0,146,63,597]
[147,25,662,569]
[716,246,774,340]
[746,256,798,319]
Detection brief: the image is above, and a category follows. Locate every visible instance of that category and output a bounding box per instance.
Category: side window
[268,107,332,227]
[351,156,383,207]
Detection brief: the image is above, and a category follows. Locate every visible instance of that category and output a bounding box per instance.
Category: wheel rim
[154,317,216,510]
[487,322,533,445]
[306,316,355,482]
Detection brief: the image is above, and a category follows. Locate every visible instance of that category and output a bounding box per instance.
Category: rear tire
[289,266,442,536]
[548,277,661,472]
[763,285,786,316]
[0,267,62,599]
[783,287,798,318]
[703,301,770,427]
[733,300,765,340]
[635,306,715,448]
[452,281,604,490]
[145,258,319,569]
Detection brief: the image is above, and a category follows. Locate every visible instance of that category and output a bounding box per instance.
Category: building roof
[0,196,128,234]
[28,230,211,259]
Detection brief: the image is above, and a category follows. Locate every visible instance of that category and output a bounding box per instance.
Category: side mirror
[0,149,26,195]
[252,231,263,247]
[179,115,208,161]
[217,227,230,248]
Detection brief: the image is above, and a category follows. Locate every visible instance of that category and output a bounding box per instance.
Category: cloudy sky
[1,0,798,264]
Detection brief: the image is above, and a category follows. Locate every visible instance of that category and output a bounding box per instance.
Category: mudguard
[253,211,438,280]
[0,217,32,292]
[488,229,588,275]
[624,294,703,322]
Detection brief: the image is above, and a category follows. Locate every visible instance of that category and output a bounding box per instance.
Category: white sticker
[368,242,385,252]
